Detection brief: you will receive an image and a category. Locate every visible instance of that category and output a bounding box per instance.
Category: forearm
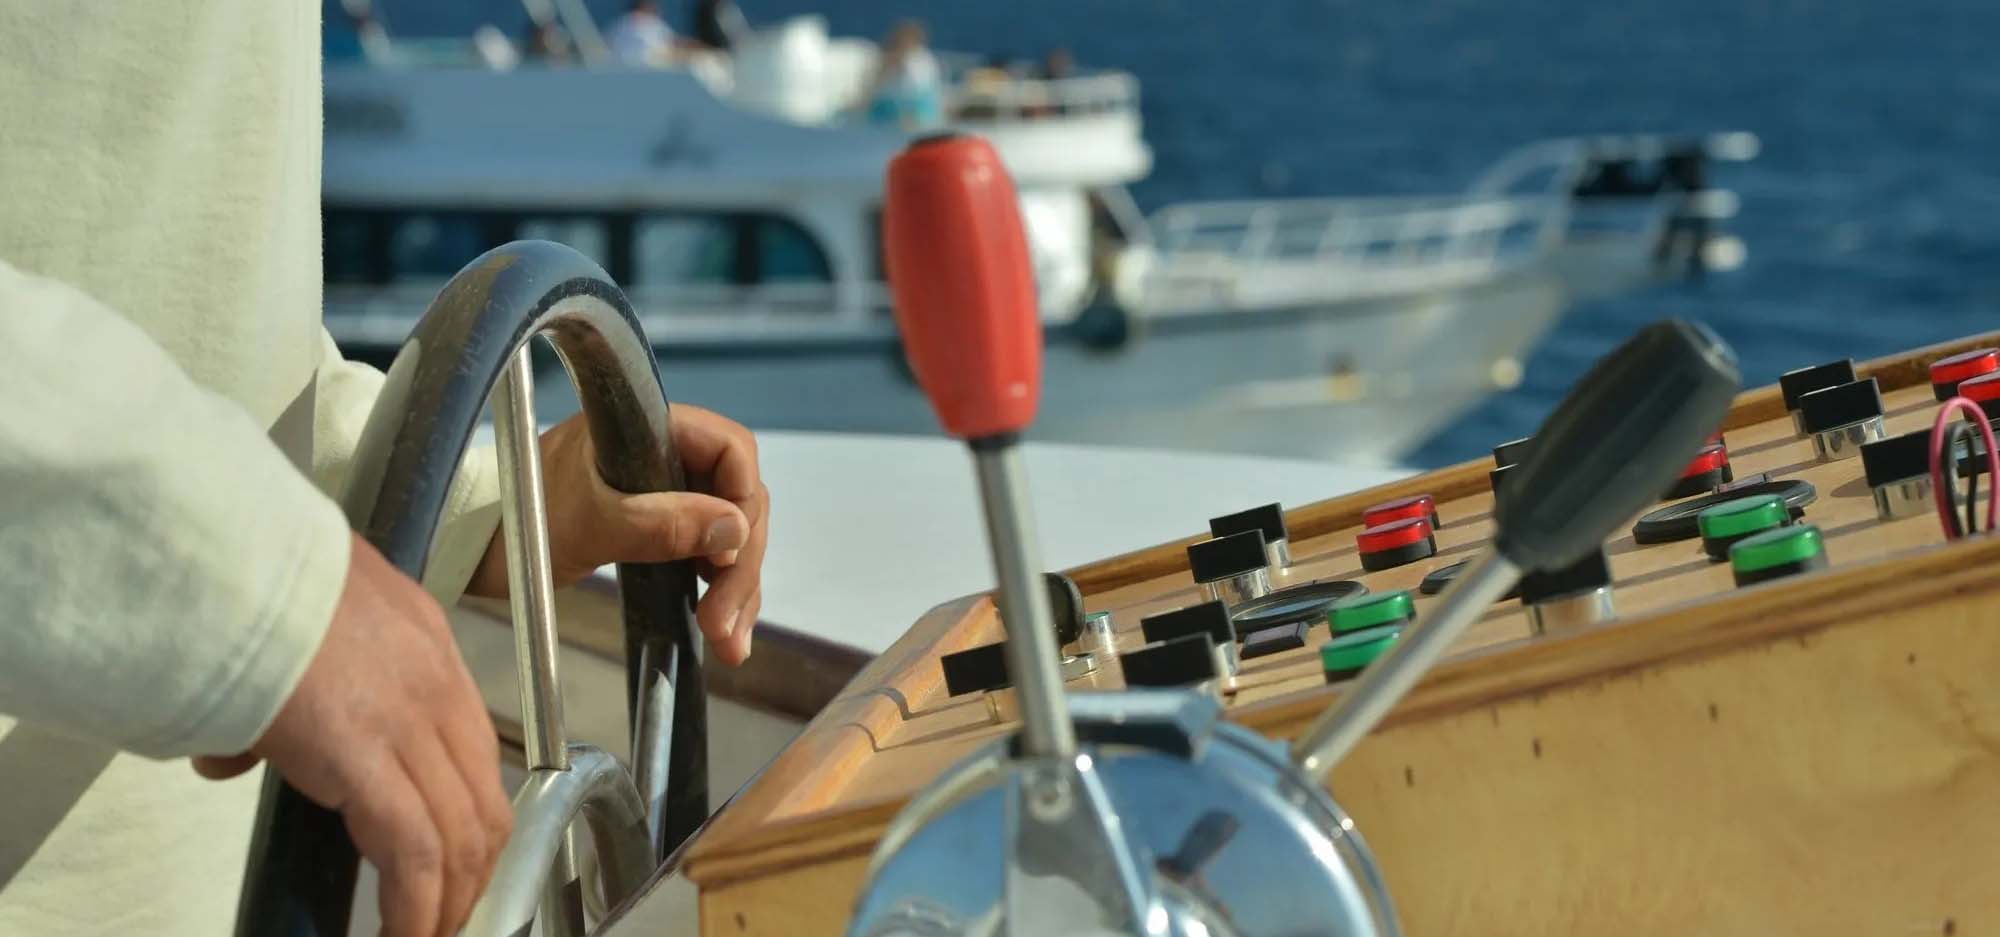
[0,260,351,757]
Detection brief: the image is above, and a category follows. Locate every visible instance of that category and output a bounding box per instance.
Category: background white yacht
[321,10,1756,462]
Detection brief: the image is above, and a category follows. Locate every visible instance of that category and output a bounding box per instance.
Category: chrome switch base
[1811,416,1886,462]
[1202,568,1272,606]
[1528,585,1616,635]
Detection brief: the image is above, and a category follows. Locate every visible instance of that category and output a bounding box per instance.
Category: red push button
[1357,517,1437,571]
[1362,494,1439,530]
[1358,517,1431,552]
[1932,349,2000,389]
[1958,371,2000,403]
[1681,443,1729,478]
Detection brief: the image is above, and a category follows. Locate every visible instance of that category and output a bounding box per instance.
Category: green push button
[1700,495,1788,539]
[1327,589,1415,634]
[1698,494,1791,561]
[1321,625,1402,683]
[1730,524,1827,586]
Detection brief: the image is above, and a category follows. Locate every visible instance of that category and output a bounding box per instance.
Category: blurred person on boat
[864,19,945,129]
[323,6,390,64]
[691,0,748,51]
[529,19,576,66]
[609,0,679,65]
[1024,46,1076,118]
[0,2,771,936]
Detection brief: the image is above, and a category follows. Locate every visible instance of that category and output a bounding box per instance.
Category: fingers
[395,740,488,937]
[701,484,769,665]
[347,767,444,937]
[667,405,761,503]
[191,752,263,780]
[434,652,514,874]
[615,490,750,563]
[727,588,763,662]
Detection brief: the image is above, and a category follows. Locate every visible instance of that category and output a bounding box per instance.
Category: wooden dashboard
[681,332,2000,936]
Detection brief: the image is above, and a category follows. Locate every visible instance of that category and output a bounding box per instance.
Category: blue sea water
[373,0,2000,467]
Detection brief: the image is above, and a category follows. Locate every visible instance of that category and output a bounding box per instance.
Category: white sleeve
[0,260,350,758]
[309,330,501,603]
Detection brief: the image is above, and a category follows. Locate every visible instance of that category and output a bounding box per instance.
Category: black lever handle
[1494,319,1740,572]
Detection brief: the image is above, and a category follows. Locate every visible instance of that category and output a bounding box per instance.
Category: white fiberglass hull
[519,260,1604,464]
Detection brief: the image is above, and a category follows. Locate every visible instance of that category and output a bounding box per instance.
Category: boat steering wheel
[232,240,709,937]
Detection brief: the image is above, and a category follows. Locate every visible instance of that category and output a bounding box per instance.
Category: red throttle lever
[883,134,1075,759]
[884,133,1042,441]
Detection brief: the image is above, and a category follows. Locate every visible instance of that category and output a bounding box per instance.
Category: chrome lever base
[850,691,1396,937]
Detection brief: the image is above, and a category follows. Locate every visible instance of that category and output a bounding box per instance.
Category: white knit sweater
[0,3,499,932]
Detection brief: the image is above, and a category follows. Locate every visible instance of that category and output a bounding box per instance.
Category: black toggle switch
[1187,530,1267,581]
[1121,633,1219,688]
[1779,359,1857,420]
[1492,436,1536,469]
[1240,621,1310,660]
[1208,502,1292,568]
[1141,600,1236,648]
[1798,378,1883,434]
[1516,548,1613,605]
[1141,599,1239,677]
[941,641,1012,697]
[1186,530,1272,605]
[1798,377,1886,462]
[1517,546,1616,633]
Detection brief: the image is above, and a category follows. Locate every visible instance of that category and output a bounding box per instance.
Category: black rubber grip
[1041,572,1085,647]
[1494,319,1740,572]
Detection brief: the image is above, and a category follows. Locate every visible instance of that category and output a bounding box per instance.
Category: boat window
[323,209,384,285]
[755,217,833,283]
[634,215,738,286]
[388,212,490,283]
[633,213,832,287]
[517,216,610,269]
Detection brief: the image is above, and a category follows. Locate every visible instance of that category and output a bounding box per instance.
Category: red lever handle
[883,134,1041,440]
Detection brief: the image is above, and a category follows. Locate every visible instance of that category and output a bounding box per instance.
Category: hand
[467,404,770,666]
[194,533,513,937]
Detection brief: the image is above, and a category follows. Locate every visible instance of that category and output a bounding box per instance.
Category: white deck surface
[745,431,1410,653]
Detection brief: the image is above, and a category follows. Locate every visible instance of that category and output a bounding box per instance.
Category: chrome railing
[1148,193,1566,275]
[1134,132,1759,309]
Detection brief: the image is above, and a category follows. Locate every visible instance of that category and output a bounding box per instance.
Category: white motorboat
[321,10,1756,463]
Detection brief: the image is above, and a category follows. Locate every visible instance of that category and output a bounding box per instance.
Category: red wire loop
[1929,397,1999,538]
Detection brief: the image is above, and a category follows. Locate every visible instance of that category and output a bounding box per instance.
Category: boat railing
[1147,192,1568,278]
[1131,132,1759,311]
[945,68,1142,123]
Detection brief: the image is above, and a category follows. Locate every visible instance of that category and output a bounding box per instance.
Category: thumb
[615,491,750,564]
[192,752,264,780]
